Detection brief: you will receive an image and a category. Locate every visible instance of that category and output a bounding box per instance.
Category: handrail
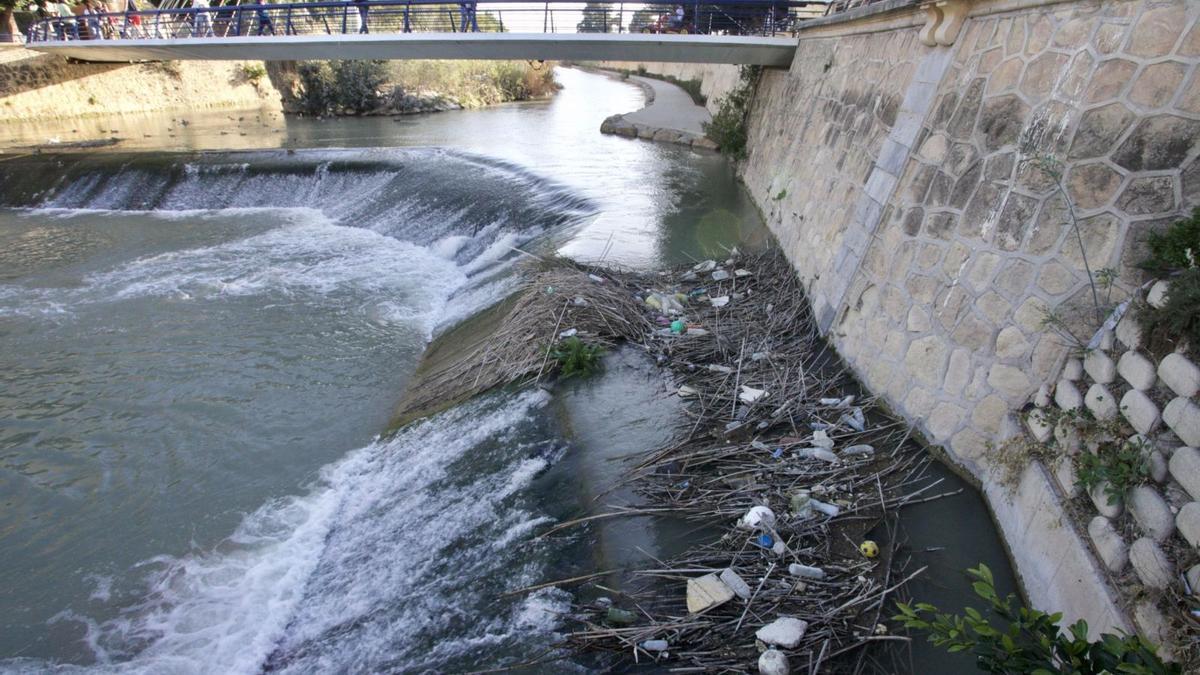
[27,0,820,43]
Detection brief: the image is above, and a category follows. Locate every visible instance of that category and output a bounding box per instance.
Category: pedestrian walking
[255,4,274,35]
[192,0,212,36]
[353,0,368,33]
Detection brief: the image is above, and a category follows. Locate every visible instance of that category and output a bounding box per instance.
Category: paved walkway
[623,75,710,136]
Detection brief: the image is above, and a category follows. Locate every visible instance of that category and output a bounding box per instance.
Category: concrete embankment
[619,0,1200,660]
[597,73,717,149]
[0,48,280,122]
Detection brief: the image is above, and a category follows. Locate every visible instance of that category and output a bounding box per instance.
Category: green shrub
[1137,266,1200,358]
[702,65,759,159]
[549,337,604,379]
[1140,208,1200,274]
[296,61,337,115]
[297,60,389,115]
[241,63,267,83]
[1075,435,1150,505]
[895,564,1177,674]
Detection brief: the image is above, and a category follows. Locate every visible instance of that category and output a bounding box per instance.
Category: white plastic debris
[709,295,730,308]
[572,295,588,306]
[771,539,786,556]
[751,351,769,361]
[739,386,768,403]
[739,505,776,531]
[758,648,789,675]
[841,407,866,432]
[787,563,826,580]
[811,430,834,449]
[719,568,752,600]
[735,268,753,277]
[797,447,839,463]
[707,364,733,374]
[692,259,717,273]
[789,489,813,519]
[677,385,698,398]
[588,274,604,283]
[559,328,578,339]
[841,444,875,457]
[711,269,731,281]
[818,397,842,406]
[686,328,709,336]
[686,573,735,614]
[641,639,669,652]
[810,499,840,517]
[756,617,809,648]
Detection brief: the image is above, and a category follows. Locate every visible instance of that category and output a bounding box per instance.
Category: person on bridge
[191,0,213,37]
[121,0,143,38]
[53,0,75,39]
[668,4,684,30]
[255,4,274,35]
[353,0,368,33]
[457,0,478,33]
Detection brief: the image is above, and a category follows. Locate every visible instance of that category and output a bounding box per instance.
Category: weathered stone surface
[1026,407,1053,442]
[756,617,808,648]
[1129,486,1175,543]
[1147,448,1168,483]
[961,183,1005,240]
[1091,482,1123,518]
[1063,357,1083,380]
[979,95,1029,150]
[1170,446,1200,500]
[948,161,982,209]
[1159,353,1200,398]
[928,402,965,439]
[1094,22,1125,54]
[949,78,985,139]
[995,193,1037,251]
[1164,398,1200,447]
[1127,3,1189,58]
[1061,213,1119,272]
[1055,379,1083,411]
[906,306,930,333]
[1120,389,1161,436]
[944,348,971,395]
[1132,601,1171,656]
[1036,261,1075,295]
[987,58,1023,95]
[1084,350,1116,383]
[998,261,1037,299]
[950,312,994,352]
[995,325,1030,359]
[1177,502,1200,549]
[1085,383,1118,420]
[1115,315,1142,350]
[1086,59,1138,103]
[971,394,1008,434]
[965,252,1002,290]
[987,363,1031,400]
[1116,176,1176,216]
[1112,115,1200,172]
[1067,163,1123,210]
[1020,53,1069,102]
[1130,61,1187,109]
[1117,351,1156,390]
[1129,537,1173,589]
[906,336,949,387]
[1069,103,1136,161]
[1088,515,1128,573]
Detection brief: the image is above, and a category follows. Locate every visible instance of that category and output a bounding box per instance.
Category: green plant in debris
[895,564,1177,675]
[702,65,760,160]
[549,337,605,379]
[240,63,267,83]
[773,188,788,201]
[1137,266,1200,359]
[1075,435,1151,505]
[1140,207,1200,275]
[1037,265,1119,352]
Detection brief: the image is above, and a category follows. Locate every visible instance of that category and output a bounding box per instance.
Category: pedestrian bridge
[24,0,810,65]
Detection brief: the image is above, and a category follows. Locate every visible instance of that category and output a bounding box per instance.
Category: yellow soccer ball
[859,540,879,558]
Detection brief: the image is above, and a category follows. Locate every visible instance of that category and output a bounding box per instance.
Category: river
[0,67,1013,673]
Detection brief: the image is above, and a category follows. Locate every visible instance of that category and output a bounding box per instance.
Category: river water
[0,67,1012,673]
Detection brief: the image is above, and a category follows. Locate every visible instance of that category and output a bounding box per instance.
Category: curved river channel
[0,67,1014,673]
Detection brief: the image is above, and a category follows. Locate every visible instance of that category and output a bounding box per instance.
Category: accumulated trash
[710,295,730,308]
[692,259,717,273]
[859,540,879,558]
[841,444,875,457]
[708,364,733,374]
[810,499,840,517]
[755,617,809,648]
[644,292,684,315]
[811,429,834,449]
[789,489,813,519]
[686,573,735,613]
[606,607,637,625]
[739,385,768,403]
[787,563,826,579]
[641,639,669,652]
[758,647,789,675]
[670,319,686,334]
[677,384,698,398]
[840,407,866,431]
[711,269,731,281]
[735,268,753,277]
[797,447,838,463]
[739,505,776,531]
[588,274,604,283]
[719,568,752,600]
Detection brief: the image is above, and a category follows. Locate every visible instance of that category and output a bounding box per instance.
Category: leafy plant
[1140,208,1200,275]
[1075,436,1150,505]
[895,564,1177,674]
[240,63,267,84]
[702,65,760,159]
[1137,266,1200,358]
[296,60,389,115]
[548,337,604,379]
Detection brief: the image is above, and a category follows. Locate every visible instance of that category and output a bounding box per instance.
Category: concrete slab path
[623,75,710,136]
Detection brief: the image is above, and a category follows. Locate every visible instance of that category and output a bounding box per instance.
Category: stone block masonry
[635,0,1200,653]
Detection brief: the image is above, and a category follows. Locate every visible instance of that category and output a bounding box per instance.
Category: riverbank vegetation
[703,65,759,159]
[292,59,558,116]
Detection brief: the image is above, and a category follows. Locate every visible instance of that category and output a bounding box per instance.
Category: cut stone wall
[0,48,280,122]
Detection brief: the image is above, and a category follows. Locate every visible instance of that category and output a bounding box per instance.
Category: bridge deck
[29,32,797,66]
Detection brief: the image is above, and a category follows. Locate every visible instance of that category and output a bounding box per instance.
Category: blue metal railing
[26,0,819,43]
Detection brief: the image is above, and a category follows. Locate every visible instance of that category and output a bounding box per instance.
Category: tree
[576,2,620,33]
[2,0,23,43]
[629,4,670,33]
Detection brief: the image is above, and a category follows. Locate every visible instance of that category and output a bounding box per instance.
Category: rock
[756,617,809,648]
[1159,353,1200,398]
[1090,482,1123,518]
[1164,398,1200,447]
[1055,379,1083,410]
[1120,389,1160,435]
[1147,449,1168,483]
[1034,384,1052,408]
[1187,565,1200,596]
[759,648,790,675]
[1084,350,1116,384]
[1170,447,1200,500]
[1088,516,1128,573]
[1176,502,1200,549]
[1129,486,1175,542]
[1027,408,1053,442]
[1117,351,1156,390]
[720,568,752,599]
[1115,316,1142,349]
[739,506,776,531]
[1147,280,1170,308]
[1129,537,1173,589]
[1085,383,1118,419]
[1063,357,1084,380]
[686,573,735,614]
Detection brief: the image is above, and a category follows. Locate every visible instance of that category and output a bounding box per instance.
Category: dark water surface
[0,68,1012,673]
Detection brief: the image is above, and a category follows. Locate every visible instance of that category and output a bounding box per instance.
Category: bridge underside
[29,33,798,66]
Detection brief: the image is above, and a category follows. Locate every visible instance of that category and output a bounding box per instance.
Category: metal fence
[26,0,825,43]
